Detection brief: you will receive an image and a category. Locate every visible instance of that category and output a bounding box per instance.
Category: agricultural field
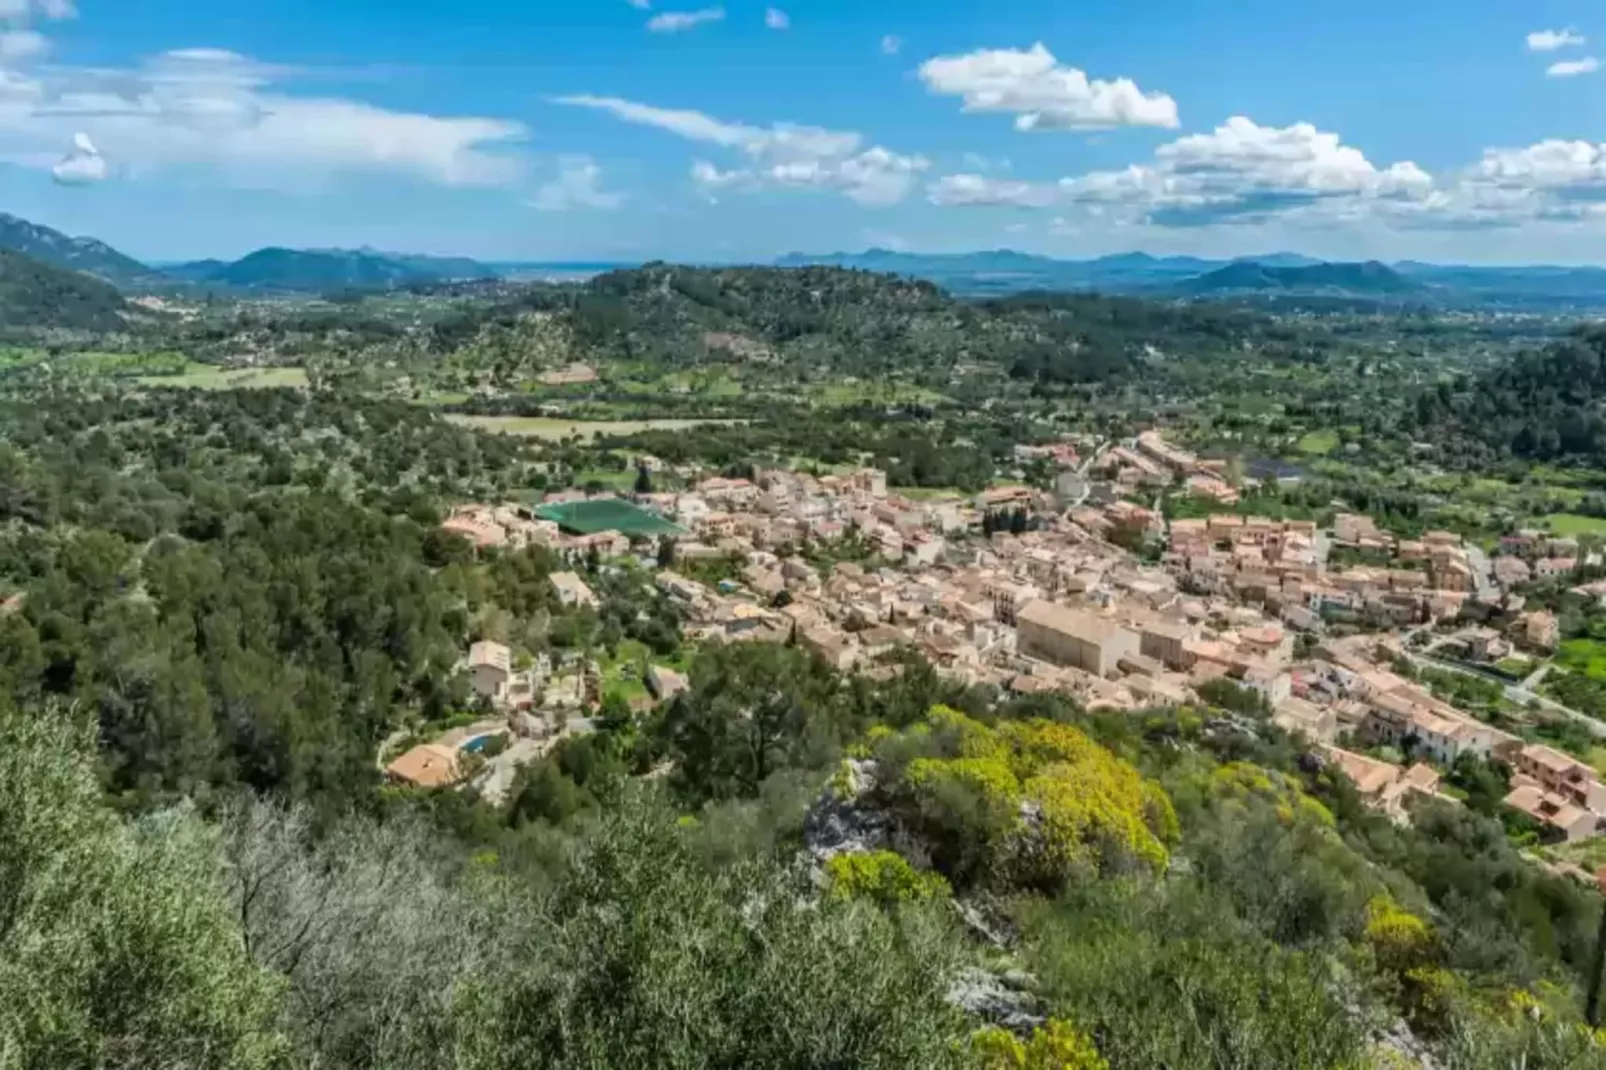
[1557,638,1606,680]
[136,364,311,390]
[443,414,736,440]
[1538,513,1606,537]
[1294,428,1340,456]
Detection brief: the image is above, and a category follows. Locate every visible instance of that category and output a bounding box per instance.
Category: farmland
[443,414,737,440]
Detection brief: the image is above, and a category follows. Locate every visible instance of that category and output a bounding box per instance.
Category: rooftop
[1018,600,1132,646]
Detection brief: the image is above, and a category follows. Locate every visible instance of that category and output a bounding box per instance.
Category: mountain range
[165,247,498,292]
[7,210,1606,306]
[0,213,169,290]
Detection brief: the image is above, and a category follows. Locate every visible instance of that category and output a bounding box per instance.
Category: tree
[453,794,969,1069]
[0,705,288,1068]
[634,464,653,495]
[222,796,494,1067]
[657,537,677,569]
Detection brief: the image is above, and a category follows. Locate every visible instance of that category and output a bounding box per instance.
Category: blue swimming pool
[461,734,498,754]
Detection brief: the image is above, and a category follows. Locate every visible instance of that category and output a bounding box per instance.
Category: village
[388,429,1606,855]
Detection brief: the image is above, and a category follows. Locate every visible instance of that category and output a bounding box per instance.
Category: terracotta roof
[386,744,463,790]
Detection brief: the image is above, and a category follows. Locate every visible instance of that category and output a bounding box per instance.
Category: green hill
[172,247,499,293]
[0,248,129,330]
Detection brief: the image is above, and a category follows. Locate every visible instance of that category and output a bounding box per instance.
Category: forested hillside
[402,263,1269,387]
[1413,326,1606,467]
[0,248,129,331]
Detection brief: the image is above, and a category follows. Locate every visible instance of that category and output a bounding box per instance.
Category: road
[1403,650,1606,740]
[1463,543,1497,598]
[1062,438,1111,511]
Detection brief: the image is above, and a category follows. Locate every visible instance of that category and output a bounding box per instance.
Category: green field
[444,415,734,440]
[138,365,311,391]
[810,381,949,406]
[1558,638,1606,679]
[1538,513,1606,537]
[1294,429,1340,456]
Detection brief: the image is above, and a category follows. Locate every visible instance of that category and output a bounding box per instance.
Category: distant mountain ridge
[0,213,164,289]
[169,247,499,293]
[1177,260,1422,297]
[774,248,1606,307]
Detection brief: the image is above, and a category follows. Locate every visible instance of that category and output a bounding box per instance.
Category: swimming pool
[461,734,499,754]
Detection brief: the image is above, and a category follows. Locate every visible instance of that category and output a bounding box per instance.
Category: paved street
[1404,651,1606,740]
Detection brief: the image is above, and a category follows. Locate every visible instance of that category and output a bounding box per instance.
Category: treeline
[0,388,598,814]
[1413,326,1606,466]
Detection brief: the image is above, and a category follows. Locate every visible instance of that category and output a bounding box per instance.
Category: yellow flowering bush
[970,1020,1109,1070]
[823,849,950,906]
[1365,894,1435,972]
[883,708,1176,889]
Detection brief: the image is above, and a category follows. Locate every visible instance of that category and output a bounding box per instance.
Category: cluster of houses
[1162,513,1485,633]
[1495,529,1584,588]
[425,441,1606,848]
[1274,634,1606,842]
[1091,431,1241,505]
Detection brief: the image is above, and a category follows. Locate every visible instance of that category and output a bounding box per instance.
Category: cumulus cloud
[928,115,1433,226]
[0,0,74,21]
[1528,28,1585,52]
[765,7,789,30]
[0,30,46,60]
[1547,57,1600,78]
[50,130,103,184]
[556,93,928,206]
[530,155,624,211]
[0,47,528,190]
[928,173,1058,208]
[880,35,902,56]
[646,7,724,33]
[918,43,1178,131]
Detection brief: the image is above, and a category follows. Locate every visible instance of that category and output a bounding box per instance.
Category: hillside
[0,212,163,289]
[1175,259,1424,298]
[0,247,128,330]
[465,263,1269,387]
[172,247,499,293]
[1413,325,1606,467]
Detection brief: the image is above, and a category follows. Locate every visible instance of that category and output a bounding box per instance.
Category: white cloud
[50,130,103,184]
[0,30,45,60]
[627,0,651,8]
[646,7,724,33]
[928,173,1058,208]
[0,47,528,189]
[928,115,1433,227]
[918,43,1178,131]
[1547,57,1600,78]
[765,7,789,30]
[531,155,624,211]
[880,35,902,56]
[1528,28,1585,52]
[556,92,926,206]
[0,0,74,21]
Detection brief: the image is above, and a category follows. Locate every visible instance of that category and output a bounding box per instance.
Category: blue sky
[5,0,1606,263]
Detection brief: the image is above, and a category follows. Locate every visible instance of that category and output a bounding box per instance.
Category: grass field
[1558,638,1606,679]
[810,381,949,406]
[1294,429,1340,456]
[444,415,734,440]
[138,365,311,391]
[1539,513,1606,537]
